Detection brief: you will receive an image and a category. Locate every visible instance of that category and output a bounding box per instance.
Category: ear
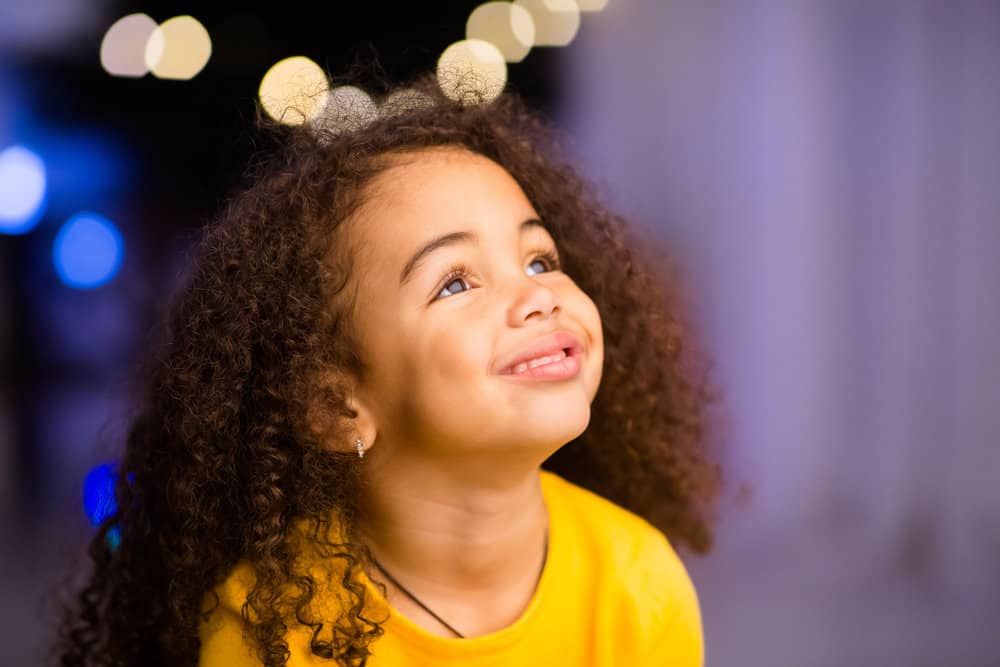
[306,372,380,456]
[346,388,379,457]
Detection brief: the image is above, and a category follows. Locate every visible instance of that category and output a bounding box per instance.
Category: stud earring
[355,438,365,459]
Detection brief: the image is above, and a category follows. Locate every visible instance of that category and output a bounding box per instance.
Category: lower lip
[498,351,582,382]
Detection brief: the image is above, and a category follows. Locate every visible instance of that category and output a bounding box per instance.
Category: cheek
[402,320,489,399]
[427,327,488,381]
[577,292,605,395]
[589,298,605,359]
[401,325,494,435]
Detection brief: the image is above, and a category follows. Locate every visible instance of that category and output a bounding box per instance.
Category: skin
[338,147,605,638]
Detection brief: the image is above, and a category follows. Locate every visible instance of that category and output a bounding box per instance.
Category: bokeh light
[145,15,213,80]
[100,13,159,77]
[576,0,609,10]
[0,145,47,235]
[258,56,330,125]
[83,462,118,527]
[83,463,131,550]
[514,0,580,47]
[466,2,536,64]
[436,39,507,104]
[52,213,125,289]
[311,85,378,137]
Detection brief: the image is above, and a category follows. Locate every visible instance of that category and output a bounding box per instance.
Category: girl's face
[345,147,604,465]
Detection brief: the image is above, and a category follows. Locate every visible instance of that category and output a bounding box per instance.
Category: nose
[506,271,560,326]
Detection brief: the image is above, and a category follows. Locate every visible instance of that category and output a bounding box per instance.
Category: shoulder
[541,469,682,569]
[541,469,704,665]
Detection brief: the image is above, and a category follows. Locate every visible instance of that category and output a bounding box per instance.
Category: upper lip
[495,330,584,375]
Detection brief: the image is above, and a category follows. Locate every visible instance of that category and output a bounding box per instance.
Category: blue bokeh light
[83,462,133,551]
[106,526,122,551]
[52,212,125,289]
[0,144,47,235]
[83,462,118,527]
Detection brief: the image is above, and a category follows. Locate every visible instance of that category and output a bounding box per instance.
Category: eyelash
[434,249,563,300]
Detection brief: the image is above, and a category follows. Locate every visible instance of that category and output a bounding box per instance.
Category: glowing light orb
[52,213,125,289]
[100,13,159,77]
[145,15,212,80]
[467,2,536,63]
[83,462,131,551]
[258,56,329,125]
[514,0,581,47]
[436,39,507,104]
[311,85,378,137]
[83,462,118,527]
[0,145,46,235]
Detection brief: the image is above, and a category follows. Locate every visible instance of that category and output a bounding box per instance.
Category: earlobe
[346,391,378,457]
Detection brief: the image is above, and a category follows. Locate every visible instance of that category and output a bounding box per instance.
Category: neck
[355,447,550,630]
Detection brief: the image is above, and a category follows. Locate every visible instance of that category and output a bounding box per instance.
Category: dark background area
[2,0,565,526]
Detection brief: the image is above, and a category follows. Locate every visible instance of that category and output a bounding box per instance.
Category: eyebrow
[398,218,547,287]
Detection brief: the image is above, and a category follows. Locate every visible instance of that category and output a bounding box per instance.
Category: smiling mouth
[498,346,582,381]
[504,349,570,374]
[496,329,585,376]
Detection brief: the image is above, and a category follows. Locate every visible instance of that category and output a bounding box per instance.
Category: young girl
[56,72,722,666]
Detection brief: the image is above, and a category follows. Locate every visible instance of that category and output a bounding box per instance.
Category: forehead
[347,147,543,268]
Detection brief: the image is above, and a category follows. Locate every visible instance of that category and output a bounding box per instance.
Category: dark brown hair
[55,72,723,667]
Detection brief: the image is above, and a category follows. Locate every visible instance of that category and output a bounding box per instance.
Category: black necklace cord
[367,532,550,640]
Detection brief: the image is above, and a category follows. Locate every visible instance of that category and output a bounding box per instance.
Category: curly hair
[54,72,724,667]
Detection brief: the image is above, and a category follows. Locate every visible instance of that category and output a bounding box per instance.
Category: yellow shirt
[199,470,703,666]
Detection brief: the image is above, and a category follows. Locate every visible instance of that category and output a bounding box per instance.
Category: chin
[526,401,592,446]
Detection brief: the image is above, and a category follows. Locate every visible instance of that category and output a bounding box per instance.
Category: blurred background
[1,1,998,665]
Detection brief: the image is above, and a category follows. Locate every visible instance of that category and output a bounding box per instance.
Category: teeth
[511,349,567,374]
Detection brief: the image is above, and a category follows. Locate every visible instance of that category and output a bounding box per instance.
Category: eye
[432,249,562,302]
[436,265,474,300]
[526,249,561,276]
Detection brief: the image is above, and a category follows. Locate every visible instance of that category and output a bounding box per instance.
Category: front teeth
[511,350,567,374]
